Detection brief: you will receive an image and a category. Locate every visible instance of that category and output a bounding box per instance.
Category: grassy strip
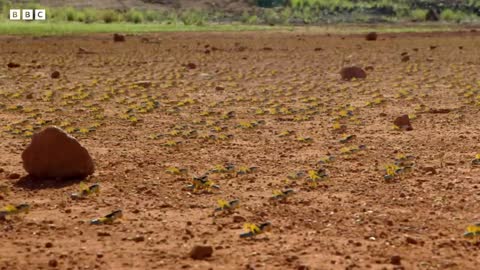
[0,22,275,35]
[0,21,474,36]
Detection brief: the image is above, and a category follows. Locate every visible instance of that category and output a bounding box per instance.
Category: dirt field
[1,30,480,270]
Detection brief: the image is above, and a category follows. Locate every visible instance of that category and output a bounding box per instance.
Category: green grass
[0,21,472,36]
[0,22,274,35]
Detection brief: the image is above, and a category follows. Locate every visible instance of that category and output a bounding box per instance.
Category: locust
[463,223,480,243]
[71,183,100,200]
[90,210,123,225]
[213,199,240,215]
[186,175,220,193]
[270,189,295,202]
[240,222,272,238]
[0,204,30,219]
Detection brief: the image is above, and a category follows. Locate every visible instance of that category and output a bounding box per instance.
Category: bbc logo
[9,9,46,21]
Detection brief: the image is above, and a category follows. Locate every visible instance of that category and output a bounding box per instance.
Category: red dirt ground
[1,30,480,270]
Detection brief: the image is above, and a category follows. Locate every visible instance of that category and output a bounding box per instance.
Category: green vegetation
[0,21,467,36]
[0,22,274,35]
[0,0,478,30]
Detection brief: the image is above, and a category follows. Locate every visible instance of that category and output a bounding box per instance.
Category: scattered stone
[263,47,273,51]
[428,108,451,114]
[390,255,402,265]
[7,62,20,68]
[393,115,413,131]
[297,265,310,270]
[7,173,20,180]
[25,93,34,99]
[401,55,410,62]
[364,65,374,71]
[45,242,53,248]
[314,47,323,51]
[134,81,152,88]
[132,235,145,242]
[48,259,58,268]
[190,245,213,260]
[365,32,378,41]
[340,66,367,81]
[232,215,246,223]
[405,236,418,245]
[21,126,95,179]
[215,86,225,91]
[77,47,95,55]
[51,71,60,79]
[113,33,126,42]
[185,63,197,69]
[422,166,437,175]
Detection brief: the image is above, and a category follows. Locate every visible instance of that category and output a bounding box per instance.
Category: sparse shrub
[81,8,98,23]
[143,10,159,22]
[101,10,121,23]
[125,9,144,24]
[263,9,281,25]
[65,7,79,22]
[441,9,467,22]
[411,9,427,21]
[180,10,206,26]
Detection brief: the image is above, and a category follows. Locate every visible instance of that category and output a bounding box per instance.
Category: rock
[405,236,418,245]
[51,71,60,79]
[365,32,378,41]
[48,259,58,267]
[113,33,126,42]
[364,65,374,71]
[8,173,20,180]
[425,9,439,21]
[393,115,413,131]
[21,126,94,179]
[132,235,145,242]
[77,47,95,55]
[390,255,402,265]
[340,66,367,81]
[185,63,197,69]
[190,245,213,260]
[45,242,53,248]
[7,62,20,68]
[421,166,437,175]
[314,47,323,51]
[401,55,410,62]
[25,93,34,99]
[134,81,152,88]
[232,215,246,223]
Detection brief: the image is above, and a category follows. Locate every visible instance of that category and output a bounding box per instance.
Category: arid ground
[1,29,480,270]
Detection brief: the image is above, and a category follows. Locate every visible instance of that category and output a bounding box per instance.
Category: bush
[441,9,467,22]
[263,9,282,25]
[143,10,161,22]
[101,10,121,23]
[64,7,79,22]
[411,9,427,21]
[125,9,144,24]
[242,11,259,24]
[81,8,99,23]
[180,10,206,26]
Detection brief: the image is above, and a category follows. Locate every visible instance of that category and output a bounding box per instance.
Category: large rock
[393,115,413,131]
[365,32,378,41]
[190,245,213,260]
[21,126,94,179]
[340,66,367,81]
